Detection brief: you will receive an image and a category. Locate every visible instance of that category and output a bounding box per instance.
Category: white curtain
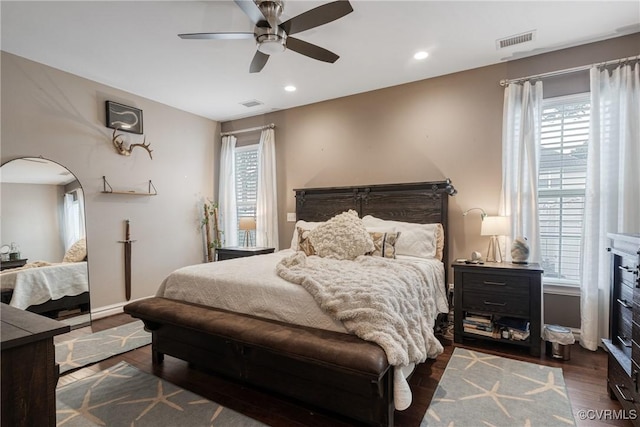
[218,135,238,247]
[256,128,279,249]
[77,188,85,239]
[580,62,640,351]
[63,188,86,250]
[499,81,543,263]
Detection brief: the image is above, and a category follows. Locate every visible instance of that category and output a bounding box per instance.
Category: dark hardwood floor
[57,314,630,427]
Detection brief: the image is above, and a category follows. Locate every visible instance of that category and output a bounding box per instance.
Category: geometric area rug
[421,348,576,426]
[56,361,269,426]
[56,320,151,374]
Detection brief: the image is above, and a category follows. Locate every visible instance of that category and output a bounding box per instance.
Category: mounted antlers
[111,129,153,160]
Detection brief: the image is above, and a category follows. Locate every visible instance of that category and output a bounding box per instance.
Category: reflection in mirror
[0,157,91,328]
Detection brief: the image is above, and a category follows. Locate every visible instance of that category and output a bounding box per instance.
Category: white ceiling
[1,1,639,122]
[1,158,77,185]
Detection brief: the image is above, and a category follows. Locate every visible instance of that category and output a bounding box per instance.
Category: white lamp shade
[481,216,510,236]
[239,217,256,231]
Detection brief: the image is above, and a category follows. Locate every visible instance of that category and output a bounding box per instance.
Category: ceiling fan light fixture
[180,0,354,73]
[257,34,286,55]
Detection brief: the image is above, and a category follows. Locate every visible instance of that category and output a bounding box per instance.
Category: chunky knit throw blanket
[276,252,444,366]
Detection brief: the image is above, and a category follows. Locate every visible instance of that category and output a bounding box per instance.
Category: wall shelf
[101,176,157,196]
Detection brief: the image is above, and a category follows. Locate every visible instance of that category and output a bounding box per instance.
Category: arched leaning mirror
[0,157,90,328]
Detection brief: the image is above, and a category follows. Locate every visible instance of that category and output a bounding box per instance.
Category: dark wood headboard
[294,180,457,279]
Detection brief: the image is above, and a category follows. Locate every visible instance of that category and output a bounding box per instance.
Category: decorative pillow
[290,220,324,250]
[63,238,87,263]
[367,231,401,258]
[297,227,316,256]
[308,210,374,260]
[434,223,445,261]
[362,215,443,260]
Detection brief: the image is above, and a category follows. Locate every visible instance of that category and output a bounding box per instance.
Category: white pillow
[63,238,87,263]
[308,210,374,260]
[290,220,324,250]
[362,215,443,260]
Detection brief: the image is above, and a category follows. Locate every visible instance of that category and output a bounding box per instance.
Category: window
[235,144,258,244]
[63,188,85,249]
[538,93,590,284]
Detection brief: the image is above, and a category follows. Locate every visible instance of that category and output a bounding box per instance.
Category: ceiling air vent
[496,30,536,49]
[240,99,264,108]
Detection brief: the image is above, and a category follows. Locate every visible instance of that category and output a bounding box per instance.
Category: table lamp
[462,207,487,221]
[481,216,510,262]
[239,217,256,247]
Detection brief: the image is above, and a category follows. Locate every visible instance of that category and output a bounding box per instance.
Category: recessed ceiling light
[284,85,297,92]
[414,51,429,60]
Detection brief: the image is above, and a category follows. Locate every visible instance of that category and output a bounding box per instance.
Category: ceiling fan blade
[178,32,254,40]
[286,37,339,63]
[280,1,353,35]
[234,0,269,26]
[250,50,270,73]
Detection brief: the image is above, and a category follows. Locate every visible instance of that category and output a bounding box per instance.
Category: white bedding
[157,249,449,332]
[276,251,446,410]
[157,249,449,410]
[0,261,89,309]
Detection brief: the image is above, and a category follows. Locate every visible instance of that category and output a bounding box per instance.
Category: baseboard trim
[570,327,581,339]
[91,296,150,320]
[543,284,581,297]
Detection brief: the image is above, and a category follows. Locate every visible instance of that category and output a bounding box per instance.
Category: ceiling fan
[178,0,353,73]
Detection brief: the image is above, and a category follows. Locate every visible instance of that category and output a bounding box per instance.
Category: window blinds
[538,94,590,283]
[235,145,259,244]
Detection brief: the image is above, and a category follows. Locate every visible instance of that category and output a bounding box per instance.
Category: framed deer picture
[106,101,143,134]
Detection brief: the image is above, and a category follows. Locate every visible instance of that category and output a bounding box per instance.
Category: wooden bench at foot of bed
[124,297,394,427]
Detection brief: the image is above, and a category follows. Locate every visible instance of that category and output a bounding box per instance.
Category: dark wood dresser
[603,233,640,422]
[1,304,70,427]
[453,261,543,356]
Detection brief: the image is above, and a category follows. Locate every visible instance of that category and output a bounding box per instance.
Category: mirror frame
[0,156,91,327]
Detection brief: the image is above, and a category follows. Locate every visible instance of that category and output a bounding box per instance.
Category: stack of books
[463,313,498,338]
[495,316,530,341]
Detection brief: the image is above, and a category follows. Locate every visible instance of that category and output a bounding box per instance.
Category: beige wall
[1,33,636,324]
[1,52,219,315]
[1,182,65,262]
[222,33,639,328]
[223,33,639,262]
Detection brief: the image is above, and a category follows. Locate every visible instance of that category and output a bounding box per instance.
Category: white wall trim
[91,296,152,320]
[569,327,581,339]
[543,283,581,297]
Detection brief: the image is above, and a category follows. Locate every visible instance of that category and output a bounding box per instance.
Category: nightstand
[215,246,275,261]
[0,259,28,271]
[452,261,543,356]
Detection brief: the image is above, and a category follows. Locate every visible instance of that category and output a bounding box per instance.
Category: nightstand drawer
[461,291,530,316]
[462,272,530,296]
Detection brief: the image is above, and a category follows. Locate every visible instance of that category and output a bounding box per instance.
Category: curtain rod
[499,54,639,87]
[220,123,275,137]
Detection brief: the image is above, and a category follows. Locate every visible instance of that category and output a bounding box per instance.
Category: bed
[0,261,90,318]
[125,180,456,426]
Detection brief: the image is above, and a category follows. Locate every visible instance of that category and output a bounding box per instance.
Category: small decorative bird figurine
[511,236,530,264]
